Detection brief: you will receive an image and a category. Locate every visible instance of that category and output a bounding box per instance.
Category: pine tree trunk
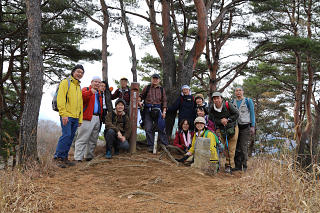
[119,0,137,82]
[18,0,43,165]
[100,0,113,112]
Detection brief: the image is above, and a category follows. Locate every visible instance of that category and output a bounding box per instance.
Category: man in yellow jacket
[54,64,84,168]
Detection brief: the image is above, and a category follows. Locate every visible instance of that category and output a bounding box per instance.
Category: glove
[175,155,189,163]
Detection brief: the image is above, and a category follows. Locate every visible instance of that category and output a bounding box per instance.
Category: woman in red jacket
[173,119,194,152]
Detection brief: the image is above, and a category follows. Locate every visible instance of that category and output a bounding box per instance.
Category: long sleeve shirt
[140,84,167,109]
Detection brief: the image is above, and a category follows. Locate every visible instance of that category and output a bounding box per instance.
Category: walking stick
[224,126,232,174]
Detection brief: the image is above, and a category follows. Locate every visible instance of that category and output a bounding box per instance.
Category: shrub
[137,133,146,141]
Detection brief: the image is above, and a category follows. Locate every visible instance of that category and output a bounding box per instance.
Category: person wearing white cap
[74,76,103,162]
[168,85,196,131]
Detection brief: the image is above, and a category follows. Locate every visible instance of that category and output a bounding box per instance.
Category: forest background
[1,0,320,169]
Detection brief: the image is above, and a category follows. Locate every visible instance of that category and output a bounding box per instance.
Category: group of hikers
[53,64,255,174]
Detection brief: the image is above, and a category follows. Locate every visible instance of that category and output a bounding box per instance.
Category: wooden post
[129,82,139,153]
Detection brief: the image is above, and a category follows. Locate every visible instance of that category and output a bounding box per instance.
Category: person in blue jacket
[168,85,196,131]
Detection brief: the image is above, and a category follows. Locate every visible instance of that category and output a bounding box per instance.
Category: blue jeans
[54,117,79,159]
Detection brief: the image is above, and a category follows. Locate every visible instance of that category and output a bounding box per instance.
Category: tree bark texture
[119,0,137,82]
[297,0,315,167]
[18,0,43,165]
[100,0,113,112]
[0,39,4,145]
[147,0,208,138]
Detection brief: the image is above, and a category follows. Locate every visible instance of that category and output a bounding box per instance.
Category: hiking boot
[53,158,67,168]
[74,160,82,164]
[232,167,242,172]
[225,166,232,174]
[243,166,247,172]
[105,150,112,159]
[114,149,119,156]
[148,147,153,153]
[64,159,76,167]
[85,158,93,162]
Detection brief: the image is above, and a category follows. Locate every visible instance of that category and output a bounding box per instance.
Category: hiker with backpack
[168,85,196,131]
[173,119,194,152]
[138,73,168,152]
[232,86,255,172]
[111,77,130,111]
[209,92,239,174]
[177,117,219,169]
[74,76,103,162]
[53,64,84,168]
[104,99,131,159]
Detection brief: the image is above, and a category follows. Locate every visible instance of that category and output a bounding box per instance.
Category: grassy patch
[237,155,320,212]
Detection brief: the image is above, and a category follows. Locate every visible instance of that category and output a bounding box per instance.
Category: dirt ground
[37,149,249,213]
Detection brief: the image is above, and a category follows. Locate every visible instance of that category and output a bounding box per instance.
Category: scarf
[196,130,205,137]
[182,130,192,147]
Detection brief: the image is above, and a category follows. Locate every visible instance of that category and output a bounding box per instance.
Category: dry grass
[236,155,320,212]
[2,120,319,212]
[37,119,61,164]
[0,120,59,212]
[0,166,55,212]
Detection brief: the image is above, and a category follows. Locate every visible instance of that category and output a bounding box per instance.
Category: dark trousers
[105,129,129,153]
[54,117,79,159]
[234,125,250,169]
[144,110,168,149]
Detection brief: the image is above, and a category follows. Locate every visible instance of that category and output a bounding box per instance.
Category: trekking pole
[224,126,232,174]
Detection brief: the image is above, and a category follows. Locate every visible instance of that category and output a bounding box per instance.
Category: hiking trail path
[36,151,249,213]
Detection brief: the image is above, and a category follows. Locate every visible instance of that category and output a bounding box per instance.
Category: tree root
[116,156,148,163]
[120,156,173,166]
[141,157,173,166]
[109,165,152,170]
[78,159,112,171]
[159,144,179,166]
[167,145,185,154]
[120,190,193,207]
[119,190,156,198]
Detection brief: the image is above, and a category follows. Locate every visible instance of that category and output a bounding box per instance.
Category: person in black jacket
[209,92,239,173]
[168,85,196,131]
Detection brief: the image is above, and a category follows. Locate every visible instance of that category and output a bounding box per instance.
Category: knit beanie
[115,98,126,107]
[71,64,84,76]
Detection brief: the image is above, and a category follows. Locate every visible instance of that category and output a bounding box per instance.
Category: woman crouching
[177,117,219,172]
[173,119,194,152]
